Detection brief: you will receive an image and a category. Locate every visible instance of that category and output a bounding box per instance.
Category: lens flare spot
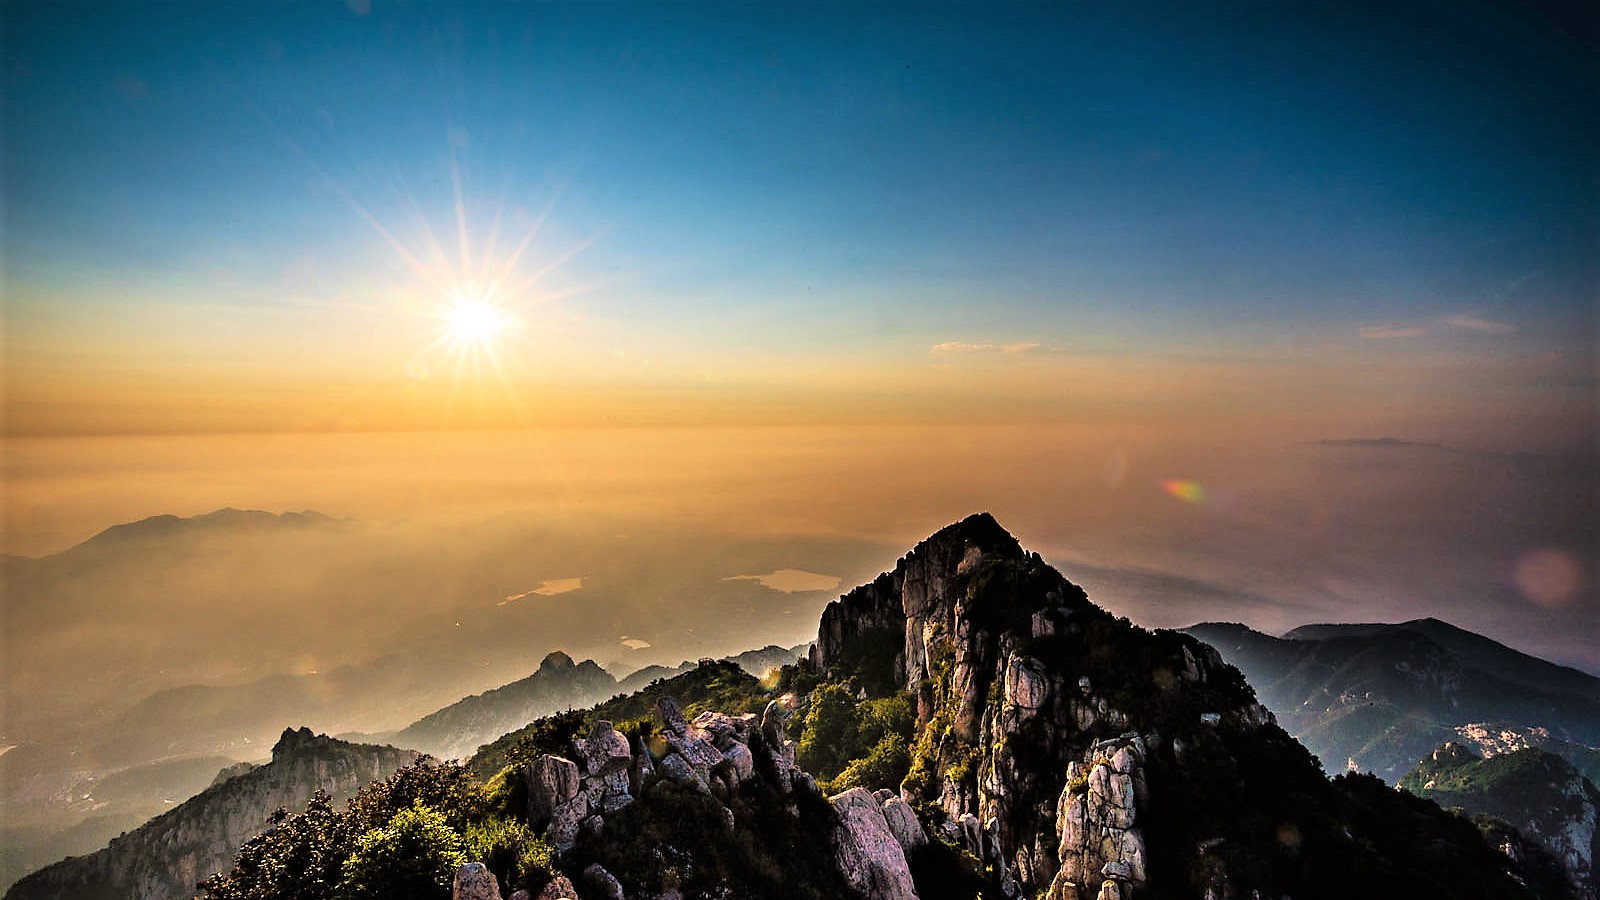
[1515,549,1585,608]
[1162,479,1206,504]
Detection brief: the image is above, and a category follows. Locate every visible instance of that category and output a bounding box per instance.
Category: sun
[444,296,508,347]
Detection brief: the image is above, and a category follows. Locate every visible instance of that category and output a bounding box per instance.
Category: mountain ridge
[51,509,345,561]
[1186,619,1600,782]
[1283,618,1600,696]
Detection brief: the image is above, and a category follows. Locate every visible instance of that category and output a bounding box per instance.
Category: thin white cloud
[932,341,1000,353]
[619,636,651,650]
[1359,324,1427,340]
[931,340,1049,355]
[1443,314,1517,335]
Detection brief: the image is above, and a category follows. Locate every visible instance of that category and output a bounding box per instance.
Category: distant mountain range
[54,508,345,557]
[382,643,809,760]
[1185,619,1600,783]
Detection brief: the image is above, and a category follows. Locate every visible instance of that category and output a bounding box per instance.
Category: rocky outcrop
[581,863,625,900]
[55,515,1550,900]
[454,862,504,900]
[6,729,419,900]
[1048,735,1148,900]
[533,875,578,900]
[522,690,814,857]
[832,787,920,900]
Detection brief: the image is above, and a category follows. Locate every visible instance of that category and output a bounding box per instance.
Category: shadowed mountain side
[1286,619,1600,703]
[57,509,344,558]
[1187,621,1600,782]
[1401,744,1600,899]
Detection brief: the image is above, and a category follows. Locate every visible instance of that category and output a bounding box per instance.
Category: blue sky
[2,0,1594,434]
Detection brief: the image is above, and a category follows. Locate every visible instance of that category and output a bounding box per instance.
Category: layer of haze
[6,425,1595,677]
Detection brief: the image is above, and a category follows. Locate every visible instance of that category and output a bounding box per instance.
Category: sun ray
[449,137,473,281]
[484,184,570,296]
[393,168,460,287]
[504,231,601,298]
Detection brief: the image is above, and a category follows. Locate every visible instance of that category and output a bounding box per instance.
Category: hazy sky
[2,3,1595,668]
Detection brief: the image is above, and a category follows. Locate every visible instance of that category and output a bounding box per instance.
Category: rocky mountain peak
[539,650,577,673]
[810,511,1046,698]
[809,514,1373,898]
[272,726,326,759]
[920,512,1026,561]
[1428,741,1483,768]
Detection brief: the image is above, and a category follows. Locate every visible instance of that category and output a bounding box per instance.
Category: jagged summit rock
[539,650,577,672]
[272,725,326,759]
[811,511,1035,698]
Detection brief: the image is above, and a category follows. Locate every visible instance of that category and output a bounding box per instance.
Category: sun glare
[445,297,507,346]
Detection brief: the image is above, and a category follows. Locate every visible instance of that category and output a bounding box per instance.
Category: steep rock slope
[1402,744,1600,899]
[6,729,417,900]
[1187,621,1600,781]
[812,513,1539,899]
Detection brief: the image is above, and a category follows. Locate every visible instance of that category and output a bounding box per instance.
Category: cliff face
[6,729,418,900]
[809,513,1530,900]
